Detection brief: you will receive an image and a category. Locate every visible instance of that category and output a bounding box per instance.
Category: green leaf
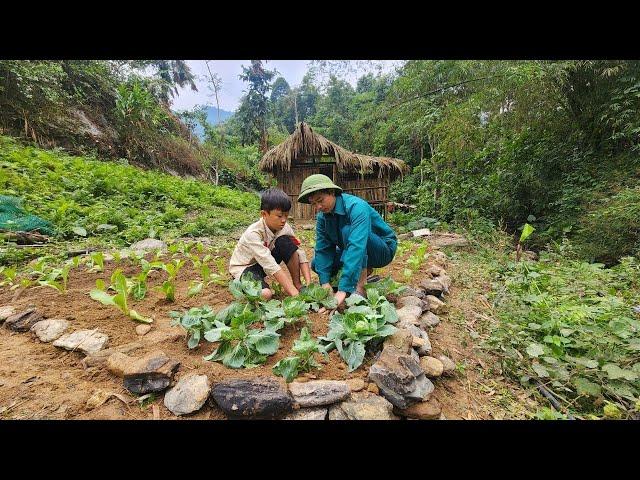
[573,377,601,397]
[188,330,201,349]
[519,223,535,243]
[272,356,301,383]
[72,226,87,237]
[342,341,366,372]
[602,363,639,381]
[90,289,115,306]
[187,281,203,297]
[526,343,544,358]
[246,329,280,355]
[204,325,230,343]
[531,362,549,378]
[129,309,153,323]
[223,343,249,369]
[204,340,232,362]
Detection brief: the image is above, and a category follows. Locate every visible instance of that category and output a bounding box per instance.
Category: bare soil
[0,237,536,420]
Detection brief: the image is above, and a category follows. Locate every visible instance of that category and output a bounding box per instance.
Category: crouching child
[229,188,312,300]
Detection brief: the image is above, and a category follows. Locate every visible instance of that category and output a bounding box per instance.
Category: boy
[229,188,311,300]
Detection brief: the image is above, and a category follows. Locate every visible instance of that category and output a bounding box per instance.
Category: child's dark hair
[260,188,291,212]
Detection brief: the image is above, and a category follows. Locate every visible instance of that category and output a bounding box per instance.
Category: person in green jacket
[298,174,398,312]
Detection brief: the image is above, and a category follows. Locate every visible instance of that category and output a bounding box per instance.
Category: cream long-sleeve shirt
[229,219,308,280]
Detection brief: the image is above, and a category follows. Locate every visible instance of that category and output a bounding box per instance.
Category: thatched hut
[260,122,408,220]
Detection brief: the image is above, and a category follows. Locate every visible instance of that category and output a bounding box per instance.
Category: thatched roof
[260,122,408,178]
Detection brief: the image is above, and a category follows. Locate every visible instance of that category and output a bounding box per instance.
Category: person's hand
[319,290,347,315]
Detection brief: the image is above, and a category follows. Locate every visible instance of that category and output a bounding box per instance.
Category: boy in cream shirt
[229,188,311,300]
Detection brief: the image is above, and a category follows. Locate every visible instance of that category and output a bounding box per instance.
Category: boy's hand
[319,290,347,315]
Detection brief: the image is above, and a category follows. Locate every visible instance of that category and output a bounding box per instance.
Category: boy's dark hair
[260,188,291,212]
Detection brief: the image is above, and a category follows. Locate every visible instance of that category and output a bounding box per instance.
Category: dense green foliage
[448,229,640,419]
[260,60,640,263]
[0,135,258,265]
[0,60,207,175]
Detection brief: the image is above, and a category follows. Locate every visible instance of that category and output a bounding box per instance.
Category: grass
[0,136,259,266]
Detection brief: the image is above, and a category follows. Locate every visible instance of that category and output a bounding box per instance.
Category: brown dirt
[0,237,536,420]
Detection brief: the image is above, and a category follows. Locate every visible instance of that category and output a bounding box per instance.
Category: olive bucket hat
[297,174,343,204]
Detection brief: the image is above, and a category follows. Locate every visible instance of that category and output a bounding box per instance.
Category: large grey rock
[368,345,434,409]
[420,356,444,378]
[398,287,426,300]
[31,319,69,342]
[283,407,328,420]
[397,295,427,312]
[288,380,351,407]
[428,265,445,277]
[419,312,440,329]
[405,324,432,356]
[210,377,293,419]
[420,278,445,296]
[130,238,167,253]
[396,305,422,325]
[0,305,16,322]
[329,392,399,420]
[383,328,413,354]
[5,308,43,332]
[426,295,447,314]
[53,329,109,354]
[438,355,456,376]
[396,397,442,420]
[123,350,180,394]
[164,374,210,416]
[437,274,452,293]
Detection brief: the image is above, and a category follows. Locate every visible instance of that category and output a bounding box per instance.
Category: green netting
[0,195,55,236]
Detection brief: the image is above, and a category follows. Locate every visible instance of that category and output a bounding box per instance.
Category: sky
[170,60,402,113]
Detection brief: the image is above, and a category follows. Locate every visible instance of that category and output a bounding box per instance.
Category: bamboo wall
[273,163,390,220]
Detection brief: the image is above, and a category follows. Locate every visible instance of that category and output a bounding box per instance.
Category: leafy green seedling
[273,327,327,382]
[90,269,152,323]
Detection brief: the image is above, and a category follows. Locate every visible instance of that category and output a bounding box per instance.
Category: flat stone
[396,305,423,325]
[437,274,452,293]
[412,228,431,238]
[5,308,43,332]
[398,287,426,300]
[430,251,448,267]
[136,324,152,336]
[288,380,351,407]
[396,397,442,420]
[346,378,366,392]
[123,350,180,394]
[129,238,167,252]
[420,278,445,296]
[330,392,399,420]
[383,328,413,354]
[420,356,444,378]
[164,374,210,416]
[81,342,144,369]
[106,352,133,377]
[283,407,327,420]
[53,329,109,354]
[428,265,445,277]
[367,383,379,395]
[368,345,434,409]
[419,312,440,329]
[30,319,69,342]
[438,355,456,375]
[397,295,427,312]
[404,324,432,356]
[0,305,16,322]
[426,295,447,314]
[210,377,293,418]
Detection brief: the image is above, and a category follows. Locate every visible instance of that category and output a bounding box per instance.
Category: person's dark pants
[310,231,397,281]
[240,236,298,289]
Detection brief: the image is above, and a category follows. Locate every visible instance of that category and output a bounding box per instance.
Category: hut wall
[273,165,391,221]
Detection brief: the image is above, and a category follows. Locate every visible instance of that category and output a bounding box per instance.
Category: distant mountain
[204,106,234,125]
[192,106,234,140]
